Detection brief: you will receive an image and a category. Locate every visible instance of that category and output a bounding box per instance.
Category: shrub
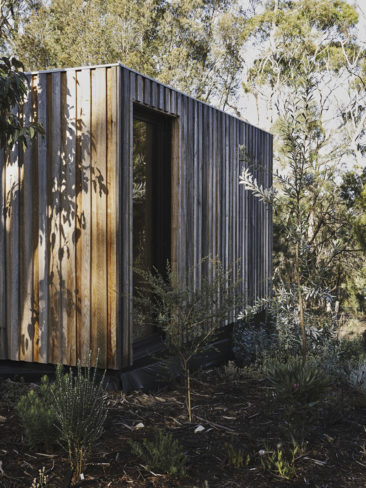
[17,375,57,450]
[52,354,107,480]
[232,320,273,366]
[234,285,340,366]
[219,361,245,381]
[310,335,365,384]
[338,335,366,365]
[265,356,330,406]
[131,430,187,477]
[134,258,242,421]
[348,358,366,394]
[265,356,331,440]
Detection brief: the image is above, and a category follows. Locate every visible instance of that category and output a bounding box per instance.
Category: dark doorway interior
[132,105,172,339]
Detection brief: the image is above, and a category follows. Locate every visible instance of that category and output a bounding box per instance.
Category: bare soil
[1,367,366,488]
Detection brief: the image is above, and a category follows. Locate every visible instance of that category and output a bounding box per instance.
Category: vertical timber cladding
[0,145,5,359]
[0,62,272,369]
[0,66,120,368]
[128,64,273,348]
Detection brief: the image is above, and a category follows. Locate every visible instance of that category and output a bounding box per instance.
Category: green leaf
[11,57,24,71]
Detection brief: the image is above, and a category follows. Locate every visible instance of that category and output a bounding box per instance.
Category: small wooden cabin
[0,63,272,372]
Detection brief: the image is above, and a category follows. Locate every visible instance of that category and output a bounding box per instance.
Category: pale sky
[354,0,366,41]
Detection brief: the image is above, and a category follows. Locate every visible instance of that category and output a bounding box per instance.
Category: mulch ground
[1,367,366,487]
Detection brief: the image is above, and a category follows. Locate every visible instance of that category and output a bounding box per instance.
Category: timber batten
[0,63,273,371]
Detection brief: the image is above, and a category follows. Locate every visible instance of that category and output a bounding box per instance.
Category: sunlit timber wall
[0,63,273,370]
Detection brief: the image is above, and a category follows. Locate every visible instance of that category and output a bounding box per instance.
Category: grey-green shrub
[234,285,340,366]
[52,355,107,478]
[233,320,273,365]
[17,375,57,450]
[348,357,366,393]
[131,431,187,477]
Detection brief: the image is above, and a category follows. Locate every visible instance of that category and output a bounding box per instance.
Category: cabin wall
[0,63,272,370]
[122,66,273,365]
[0,66,120,369]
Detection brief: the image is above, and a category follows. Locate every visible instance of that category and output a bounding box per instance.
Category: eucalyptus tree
[238,1,366,359]
[0,0,41,55]
[239,0,365,295]
[339,167,366,313]
[12,0,245,107]
[336,40,366,169]
[240,0,360,127]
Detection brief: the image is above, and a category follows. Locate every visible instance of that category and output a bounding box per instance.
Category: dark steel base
[0,331,233,392]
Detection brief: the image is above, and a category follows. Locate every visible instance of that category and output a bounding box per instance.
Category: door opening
[132,105,172,340]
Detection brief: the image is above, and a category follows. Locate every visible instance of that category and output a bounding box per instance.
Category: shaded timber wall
[0,63,272,370]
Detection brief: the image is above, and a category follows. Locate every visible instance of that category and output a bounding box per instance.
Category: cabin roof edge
[25,61,273,136]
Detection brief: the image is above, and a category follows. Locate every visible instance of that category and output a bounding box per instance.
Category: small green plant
[52,353,107,480]
[260,444,298,480]
[17,376,57,450]
[135,258,242,422]
[225,440,250,468]
[130,430,187,477]
[265,356,330,406]
[220,361,245,382]
[31,467,48,488]
[265,356,331,440]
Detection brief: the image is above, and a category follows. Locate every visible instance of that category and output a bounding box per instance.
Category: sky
[354,0,366,41]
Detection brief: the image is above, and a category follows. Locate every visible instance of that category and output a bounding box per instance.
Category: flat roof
[26,61,272,136]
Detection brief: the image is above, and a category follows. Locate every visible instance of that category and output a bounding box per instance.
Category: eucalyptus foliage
[12,0,245,108]
[0,2,43,150]
[340,168,366,311]
[240,0,366,315]
[242,0,360,124]
[0,0,41,55]
[238,58,365,358]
